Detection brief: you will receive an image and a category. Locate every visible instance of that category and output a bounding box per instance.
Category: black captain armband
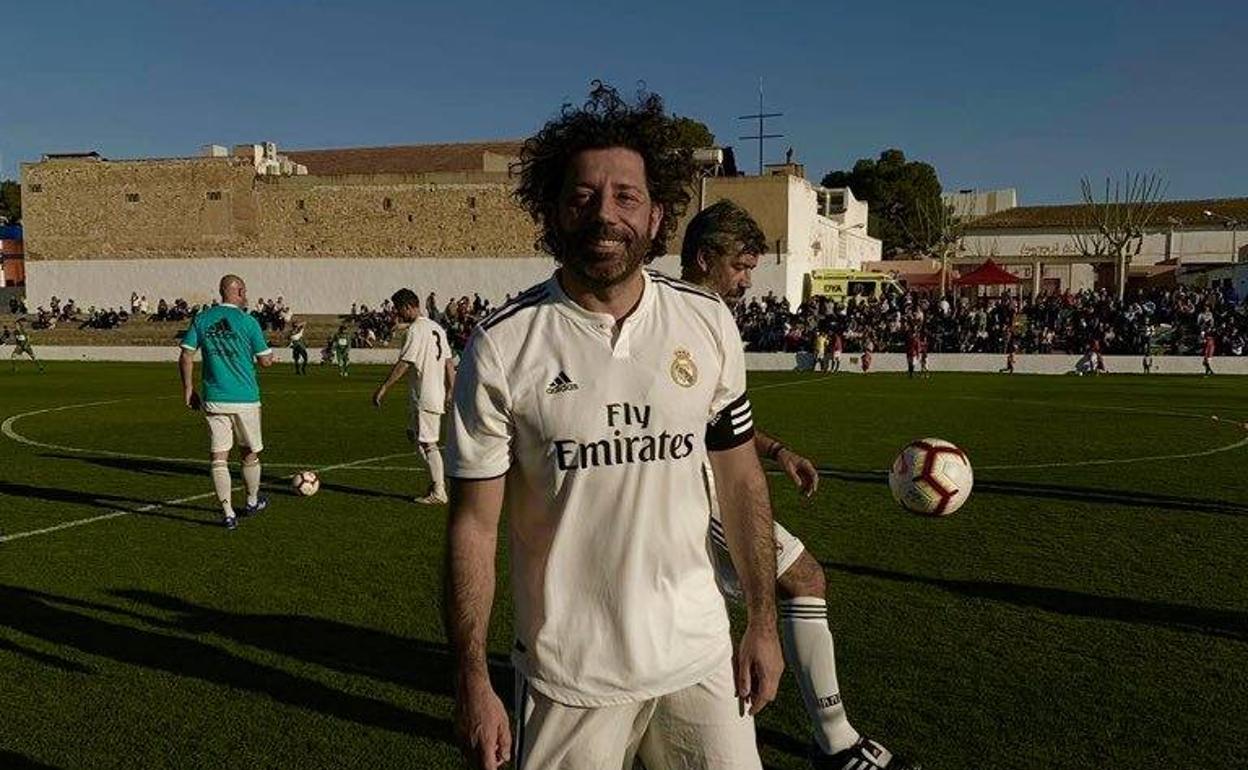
[705,393,755,451]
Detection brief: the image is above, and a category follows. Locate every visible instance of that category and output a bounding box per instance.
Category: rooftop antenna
[738,78,784,176]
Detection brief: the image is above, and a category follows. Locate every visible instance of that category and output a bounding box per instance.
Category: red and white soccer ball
[888,438,973,516]
[291,470,320,497]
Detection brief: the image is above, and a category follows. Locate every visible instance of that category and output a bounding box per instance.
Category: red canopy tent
[954,259,1021,286]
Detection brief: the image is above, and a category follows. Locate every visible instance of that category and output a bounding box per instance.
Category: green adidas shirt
[180,305,271,403]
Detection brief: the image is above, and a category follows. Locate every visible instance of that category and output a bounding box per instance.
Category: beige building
[21,141,879,310]
[958,197,1248,295]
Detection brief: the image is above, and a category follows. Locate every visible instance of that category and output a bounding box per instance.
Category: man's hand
[372,385,387,408]
[777,447,819,498]
[184,390,201,411]
[735,621,783,716]
[455,676,512,770]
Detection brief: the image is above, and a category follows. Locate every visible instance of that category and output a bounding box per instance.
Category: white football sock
[242,458,262,506]
[421,444,446,495]
[780,597,860,754]
[211,460,235,518]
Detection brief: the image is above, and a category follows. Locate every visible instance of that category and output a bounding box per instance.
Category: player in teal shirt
[178,275,274,529]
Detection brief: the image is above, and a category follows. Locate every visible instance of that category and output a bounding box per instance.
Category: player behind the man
[682,199,915,769]
[288,319,309,375]
[178,274,274,529]
[1001,338,1016,374]
[831,329,843,373]
[905,329,920,379]
[332,325,351,377]
[445,84,783,770]
[919,330,930,377]
[1202,331,1216,376]
[813,328,829,373]
[372,289,451,504]
[861,335,874,373]
[10,319,44,373]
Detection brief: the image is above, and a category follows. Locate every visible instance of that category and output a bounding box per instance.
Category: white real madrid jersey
[399,316,450,413]
[447,269,756,707]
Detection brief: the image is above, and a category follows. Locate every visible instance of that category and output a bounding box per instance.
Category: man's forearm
[753,429,785,461]
[178,352,194,393]
[719,467,778,620]
[444,495,500,683]
[380,360,410,390]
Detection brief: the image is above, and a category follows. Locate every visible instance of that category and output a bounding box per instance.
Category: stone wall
[22,157,542,261]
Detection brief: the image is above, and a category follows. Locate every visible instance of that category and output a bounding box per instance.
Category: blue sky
[3,0,1245,204]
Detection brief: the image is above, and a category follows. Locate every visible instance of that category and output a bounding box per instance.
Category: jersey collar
[548,267,656,332]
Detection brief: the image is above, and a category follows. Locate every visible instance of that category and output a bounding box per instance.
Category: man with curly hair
[683,200,919,770]
[444,83,783,769]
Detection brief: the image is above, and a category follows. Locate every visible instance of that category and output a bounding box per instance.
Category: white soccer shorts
[406,407,443,445]
[705,465,806,597]
[709,517,806,599]
[205,407,263,453]
[512,656,762,769]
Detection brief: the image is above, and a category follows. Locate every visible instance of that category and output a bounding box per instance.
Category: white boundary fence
[4,345,1247,375]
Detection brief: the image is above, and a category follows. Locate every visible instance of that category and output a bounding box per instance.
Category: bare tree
[1070,174,1167,300]
[907,198,966,293]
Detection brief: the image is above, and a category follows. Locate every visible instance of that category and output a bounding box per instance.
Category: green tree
[0,180,19,224]
[671,116,715,150]
[821,149,942,257]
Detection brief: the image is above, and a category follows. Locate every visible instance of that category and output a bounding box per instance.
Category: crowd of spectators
[9,279,1246,360]
[737,284,1248,357]
[346,300,399,348]
[252,296,293,331]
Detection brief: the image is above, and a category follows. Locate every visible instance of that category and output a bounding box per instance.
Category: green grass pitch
[1,362,1246,769]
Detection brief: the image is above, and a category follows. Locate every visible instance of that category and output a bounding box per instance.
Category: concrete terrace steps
[3,314,385,348]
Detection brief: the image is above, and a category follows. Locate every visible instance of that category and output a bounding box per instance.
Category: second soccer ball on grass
[291,471,320,497]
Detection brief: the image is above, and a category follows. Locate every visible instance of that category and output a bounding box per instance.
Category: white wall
[24,255,687,314]
[10,345,1248,374]
[962,228,1242,266]
[743,352,1248,375]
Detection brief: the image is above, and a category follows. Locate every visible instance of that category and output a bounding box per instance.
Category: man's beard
[556,223,651,291]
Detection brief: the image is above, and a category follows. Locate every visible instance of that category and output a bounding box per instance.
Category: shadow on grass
[823,561,1248,642]
[42,453,203,479]
[110,590,806,761]
[809,466,1248,516]
[42,454,413,505]
[0,636,93,674]
[0,481,218,527]
[0,749,61,769]
[0,585,454,742]
[110,589,513,700]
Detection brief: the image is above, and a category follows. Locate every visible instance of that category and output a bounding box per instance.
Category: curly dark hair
[513,81,696,261]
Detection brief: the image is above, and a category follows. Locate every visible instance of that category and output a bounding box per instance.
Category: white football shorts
[407,406,443,445]
[205,406,263,453]
[512,655,761,769]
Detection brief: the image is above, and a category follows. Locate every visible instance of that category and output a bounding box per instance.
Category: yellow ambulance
[805,269,904,302]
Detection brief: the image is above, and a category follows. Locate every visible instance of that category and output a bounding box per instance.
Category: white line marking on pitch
[0,450,414,544]
[1,398,395,470]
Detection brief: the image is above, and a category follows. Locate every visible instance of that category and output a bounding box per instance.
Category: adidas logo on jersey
[546,371,579,394]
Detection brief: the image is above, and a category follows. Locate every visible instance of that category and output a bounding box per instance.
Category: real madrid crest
[671,348,698,388]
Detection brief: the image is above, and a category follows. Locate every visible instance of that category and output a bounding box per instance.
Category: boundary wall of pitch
[5,346,1248,375]
[744,352,1248,375]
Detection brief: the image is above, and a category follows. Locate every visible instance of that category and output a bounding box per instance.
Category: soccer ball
[888,438,973,516]
[291,470,320,497]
